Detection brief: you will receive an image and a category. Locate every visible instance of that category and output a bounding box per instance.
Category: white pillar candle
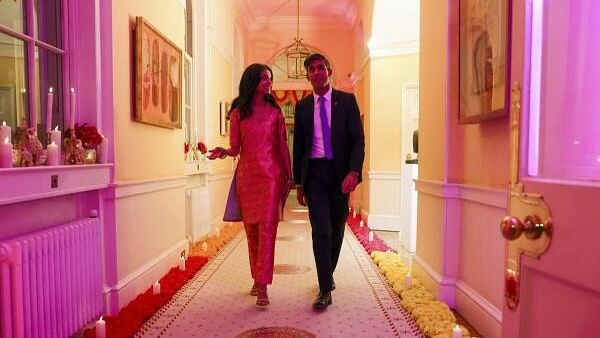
[70,88,76,130]
[0,121,11,143]
[98,136,109,163]
[50,126,61,151]
[405,274,412,288]
[359,220,364,228]
[95,316,106,338]
[0,137,12,168]
[152,280,161,295]
[178,256,186,271]
[452,324,462,338]
[368,231,374,242]
[201,242,208,251]
[46,87,54,133]
[47,141,59,166]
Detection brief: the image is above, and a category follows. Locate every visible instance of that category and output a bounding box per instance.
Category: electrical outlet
[51,175,58,188]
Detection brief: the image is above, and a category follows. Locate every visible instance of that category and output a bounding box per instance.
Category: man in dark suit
[293,53,365,310]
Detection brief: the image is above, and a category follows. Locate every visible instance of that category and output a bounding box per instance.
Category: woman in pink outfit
[208,64,293,307]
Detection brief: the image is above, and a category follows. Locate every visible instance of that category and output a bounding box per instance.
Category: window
[0,0,66,146]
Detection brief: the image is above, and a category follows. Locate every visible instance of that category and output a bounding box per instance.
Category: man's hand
[296,185,307,206]
[341,171,359,194]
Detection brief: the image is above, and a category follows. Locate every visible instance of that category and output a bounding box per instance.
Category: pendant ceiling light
[284,0,310,79]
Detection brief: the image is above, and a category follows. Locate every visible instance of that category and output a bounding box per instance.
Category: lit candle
[46,87,54,133]
[368,231,374,242]
[51,126,61,152]
[201,242,208,251]
[452,324,462,338]
[352,211,357,219]
[47,141,59,166]
[95,316,106,338]
[98,135,109,164]
[0,137,12,168]
[0,121,11,143]
[178,256,186,271]
[152,280,161,295]
[70,88,76,130]
[405,274,412,288]
[359,220,364,228]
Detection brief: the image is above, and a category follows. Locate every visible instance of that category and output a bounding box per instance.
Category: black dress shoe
[313,291,332,310]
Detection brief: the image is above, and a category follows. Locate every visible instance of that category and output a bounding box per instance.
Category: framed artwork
[459,0,510,123]
[135,17,182,129]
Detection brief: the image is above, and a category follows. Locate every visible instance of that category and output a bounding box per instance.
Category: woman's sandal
[250,283,259,296]
[256,286,269,307]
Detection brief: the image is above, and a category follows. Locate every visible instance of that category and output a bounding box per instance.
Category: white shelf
[0,164,112,206]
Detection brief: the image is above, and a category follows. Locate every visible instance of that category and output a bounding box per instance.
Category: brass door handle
[500,215,552,241]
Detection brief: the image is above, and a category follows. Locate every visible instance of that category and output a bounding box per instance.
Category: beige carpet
[136,202,421,338]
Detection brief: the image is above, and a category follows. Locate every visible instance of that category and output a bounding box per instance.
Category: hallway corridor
[136,201,421,337]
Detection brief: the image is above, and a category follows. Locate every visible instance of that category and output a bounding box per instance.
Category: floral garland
[347,210,470,338]
[83,222,243,338]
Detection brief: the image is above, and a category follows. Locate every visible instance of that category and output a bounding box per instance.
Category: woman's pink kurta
[230,107,289,224]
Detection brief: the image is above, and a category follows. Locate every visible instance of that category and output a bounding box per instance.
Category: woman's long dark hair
[229,63,279,119]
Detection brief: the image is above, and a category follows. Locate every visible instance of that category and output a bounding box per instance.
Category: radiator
[0,217,103,338]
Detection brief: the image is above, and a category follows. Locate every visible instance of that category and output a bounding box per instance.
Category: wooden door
[501,1,600,337]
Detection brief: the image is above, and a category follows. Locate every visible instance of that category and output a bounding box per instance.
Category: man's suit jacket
[293,88,365,188]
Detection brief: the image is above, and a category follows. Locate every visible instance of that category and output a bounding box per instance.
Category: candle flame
[54,126,59,131]
[70,87,75,93]
[49,87,53,93]
[99,316,103,321]
[3,137,8,144]
[50,141,56,146]
[2,121,5,126]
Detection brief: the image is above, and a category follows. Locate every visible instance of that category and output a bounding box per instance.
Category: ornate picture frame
[135,17,182,129]
[459,0,510,123]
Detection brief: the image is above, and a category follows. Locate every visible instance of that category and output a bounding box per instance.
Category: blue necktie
[318,96,333,159]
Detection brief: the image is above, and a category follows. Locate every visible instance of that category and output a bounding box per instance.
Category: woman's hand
[207,147,228,160]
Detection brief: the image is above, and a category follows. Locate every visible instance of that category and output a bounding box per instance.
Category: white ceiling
[235,0,360,28]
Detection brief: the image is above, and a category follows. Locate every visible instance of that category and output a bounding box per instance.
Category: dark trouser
[305,159,349,292]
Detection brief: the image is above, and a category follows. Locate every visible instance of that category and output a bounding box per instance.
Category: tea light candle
[152,280,161,295]
[50,126,61,151]
[0,137,12,168]
[359,220,364,228]
[47,141,59,166]
[0,121,10,143]
[405,274,412,288]
[452,324,462,338]
[178,256,186,271]
[95,316,106,338]
[70,88,76,130]
[46,87,54,133]
[368,231,374,242]
[201,242,208,251]
[98,135,109,164]
[352,210,357,219]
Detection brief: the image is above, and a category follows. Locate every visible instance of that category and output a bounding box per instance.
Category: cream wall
[110,0,187,310]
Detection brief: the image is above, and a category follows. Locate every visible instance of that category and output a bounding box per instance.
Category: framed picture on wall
[134,17,182,129]
[458,0,510,123]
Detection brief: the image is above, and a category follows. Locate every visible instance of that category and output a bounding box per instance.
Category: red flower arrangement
[198,142,207,154]
[65,123,103,149]
[346,211,395,254]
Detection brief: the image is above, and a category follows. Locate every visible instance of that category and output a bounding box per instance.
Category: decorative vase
[84,148,97,164]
